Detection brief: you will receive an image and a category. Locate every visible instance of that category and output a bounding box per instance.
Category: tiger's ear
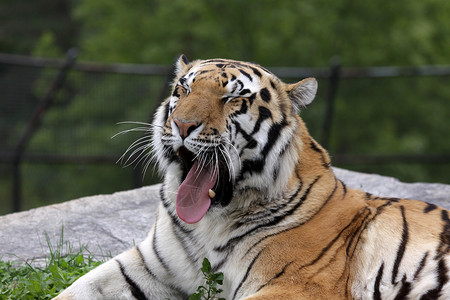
[286,78,318,112]
[175,54,191,76]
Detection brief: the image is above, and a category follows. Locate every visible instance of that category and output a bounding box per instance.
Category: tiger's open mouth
[175,146,233,224]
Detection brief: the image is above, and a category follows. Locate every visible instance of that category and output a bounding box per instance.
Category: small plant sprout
[189,258,225,300]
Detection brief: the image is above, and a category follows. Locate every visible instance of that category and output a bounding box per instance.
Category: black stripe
[270,80,276,89]
[421,258,448,298]
[240,158,265,176]
[212,257,227,272]
[347,202,393,259]
[239,88,251,96]
[256,261,294,292]
[392,206,408,284]
[248,93,256,106]
[441,209,450,226]
[433,210,450,262]
[340,179,347,197]
[178,76,186,85]
[394,274,411,300]
[235,121,256,144]
[152,219,171,273]
[438,210,450,259]
[136,246,157,279]
[373,263,384,300]
[137,246,187,297]
[234,122,258,154]
[271,140,291,182]
[250,106,272,135]
[232,250,263,300]
[238,113,288,178]
[239,69,253,82]
[236,190,304,248]
[162,145,176,161]
[345,208,372,257]
[222,80,228,87]
[272,161,280,182]
[117,260,148,300]
[171,224,198,266]
[171,86,181,98]
[259,87,271,102]
[424,202,438,213]
[249,66,262,77]
[380,197,400,202]
[236,176,303,230]
[301,190,360,269]
[317,177,338,213]
[215,177,320,253]
[261,116,288,157]
[163,101,170,123]
[413,252,429,280]
[243,226,296,261]
[239,100,248,114]
[257,64,273,75]
[159,185,193,235]
[309,138,322,153]
[205,59,227,63]
[236,79,244,91]
[309,138,330,168]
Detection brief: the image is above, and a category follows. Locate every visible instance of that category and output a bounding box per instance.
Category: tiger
[55,56,450,300]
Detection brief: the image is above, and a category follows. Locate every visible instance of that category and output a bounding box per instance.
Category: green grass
[0,229,225,300]
[0,229,106,299]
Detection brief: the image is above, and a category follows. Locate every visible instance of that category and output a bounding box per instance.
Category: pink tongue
[176,160,217,224]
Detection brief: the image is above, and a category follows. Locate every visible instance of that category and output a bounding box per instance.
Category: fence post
[11,48,78,212]
[321,57,341,149]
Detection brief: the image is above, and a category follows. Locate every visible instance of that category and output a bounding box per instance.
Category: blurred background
[1,0,449,215]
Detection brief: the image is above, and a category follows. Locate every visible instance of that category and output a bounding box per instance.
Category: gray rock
[0,185,161,265]
[0,168,449,265]
[333,168,450,207]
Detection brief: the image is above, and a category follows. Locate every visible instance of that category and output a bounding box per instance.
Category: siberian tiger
[55,56,450,300]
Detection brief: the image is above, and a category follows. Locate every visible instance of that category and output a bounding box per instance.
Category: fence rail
[1,50,449,213]
[3,52,450,78]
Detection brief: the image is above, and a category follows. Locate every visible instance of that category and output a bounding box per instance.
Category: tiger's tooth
[176,150,180,156]
[209,189,216,199]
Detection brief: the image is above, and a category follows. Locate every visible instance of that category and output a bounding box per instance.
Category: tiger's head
[152,55,318,224]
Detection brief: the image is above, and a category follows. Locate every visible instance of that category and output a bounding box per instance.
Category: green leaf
[201,258,211,273]
[49,265,65,282]
[214,273,224,285]
[188,293,202,300]
[75,254,84,265]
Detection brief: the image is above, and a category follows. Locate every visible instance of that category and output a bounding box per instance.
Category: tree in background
[72,0,450,66]
[1,0,449,213]
[70,0,450,183]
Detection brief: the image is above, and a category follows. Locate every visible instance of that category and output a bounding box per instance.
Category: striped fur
[55,57,450,299]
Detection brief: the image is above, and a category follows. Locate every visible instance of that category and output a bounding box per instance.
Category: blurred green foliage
[72,0,450,66]
[0,0,449,214]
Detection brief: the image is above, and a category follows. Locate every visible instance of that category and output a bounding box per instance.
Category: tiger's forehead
[178,59,274,97]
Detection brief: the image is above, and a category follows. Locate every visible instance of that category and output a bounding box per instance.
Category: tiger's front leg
[54,240,187,299]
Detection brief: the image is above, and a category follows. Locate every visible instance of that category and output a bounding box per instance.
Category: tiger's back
[243,189,450,299]
[228,110,450,299]
[55,56,450,300]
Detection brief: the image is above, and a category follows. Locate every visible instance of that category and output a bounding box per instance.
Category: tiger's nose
[173,119,201,140]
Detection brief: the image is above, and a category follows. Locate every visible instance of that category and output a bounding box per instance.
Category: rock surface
[1,167,449,264]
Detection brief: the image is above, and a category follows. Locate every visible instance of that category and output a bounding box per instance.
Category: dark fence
[1,50,449,214]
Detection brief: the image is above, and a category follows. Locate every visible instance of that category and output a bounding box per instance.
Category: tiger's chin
[174,146,234,224]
